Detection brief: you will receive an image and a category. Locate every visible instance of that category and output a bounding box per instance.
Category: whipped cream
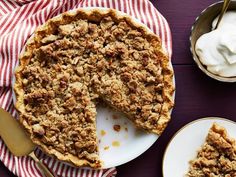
[195,11,236,77]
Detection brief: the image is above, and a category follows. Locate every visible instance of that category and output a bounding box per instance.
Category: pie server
[0,108,54,177]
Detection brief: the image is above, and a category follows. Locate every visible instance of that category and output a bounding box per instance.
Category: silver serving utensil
[214,0,231,29]
[0,108,54,177]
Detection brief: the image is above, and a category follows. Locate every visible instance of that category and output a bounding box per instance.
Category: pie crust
[14,8,174,168]
[187,123,236,176]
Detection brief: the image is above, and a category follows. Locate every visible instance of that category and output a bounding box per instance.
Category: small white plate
[162,117,236,177]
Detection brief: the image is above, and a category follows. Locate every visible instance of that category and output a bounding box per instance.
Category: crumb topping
[187,123,236,177]
[15,9,173,168]
[113,124,121,132]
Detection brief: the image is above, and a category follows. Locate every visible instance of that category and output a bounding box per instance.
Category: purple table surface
[1,0,235,177]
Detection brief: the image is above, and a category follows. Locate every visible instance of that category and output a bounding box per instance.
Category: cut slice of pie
[14,8,174,168]
[186,123,236,177]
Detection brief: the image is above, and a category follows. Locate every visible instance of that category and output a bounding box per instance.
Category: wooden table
[1,0,235,176]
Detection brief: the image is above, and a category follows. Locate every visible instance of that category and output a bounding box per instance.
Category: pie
[186,123,236,177]
[14,8,174,168]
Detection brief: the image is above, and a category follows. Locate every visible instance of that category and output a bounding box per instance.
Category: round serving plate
[162,117,236,177]
[12,7,175,169]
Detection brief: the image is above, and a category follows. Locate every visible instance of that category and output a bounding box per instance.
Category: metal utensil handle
[214,0,231,29]
[29,152,55,177]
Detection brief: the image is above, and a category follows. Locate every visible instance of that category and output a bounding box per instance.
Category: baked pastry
[186,123,236,177]
[14,8,174,168]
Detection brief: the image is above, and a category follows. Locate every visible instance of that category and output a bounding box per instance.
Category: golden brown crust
[14,8,174,168]
[187,123,236,176]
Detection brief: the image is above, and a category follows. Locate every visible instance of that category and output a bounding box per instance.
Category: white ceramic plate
[162,117,236,177]
[13,7,175,169]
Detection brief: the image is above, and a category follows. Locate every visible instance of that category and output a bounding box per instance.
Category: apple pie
[14,9,174,168]
[187,123,236,177]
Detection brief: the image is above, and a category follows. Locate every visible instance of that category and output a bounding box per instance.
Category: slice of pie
[14,9,174,168]
[186,123,236,177]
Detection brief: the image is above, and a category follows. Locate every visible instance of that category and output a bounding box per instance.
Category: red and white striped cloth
[0,0,172,177]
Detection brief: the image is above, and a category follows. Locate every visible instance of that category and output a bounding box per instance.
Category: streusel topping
[187,123,236,177]
[15,9,174,168]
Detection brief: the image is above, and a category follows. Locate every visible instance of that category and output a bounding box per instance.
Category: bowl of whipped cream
[190,1,236,82]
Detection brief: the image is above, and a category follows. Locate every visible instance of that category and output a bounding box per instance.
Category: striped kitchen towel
[0,0,172,177]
